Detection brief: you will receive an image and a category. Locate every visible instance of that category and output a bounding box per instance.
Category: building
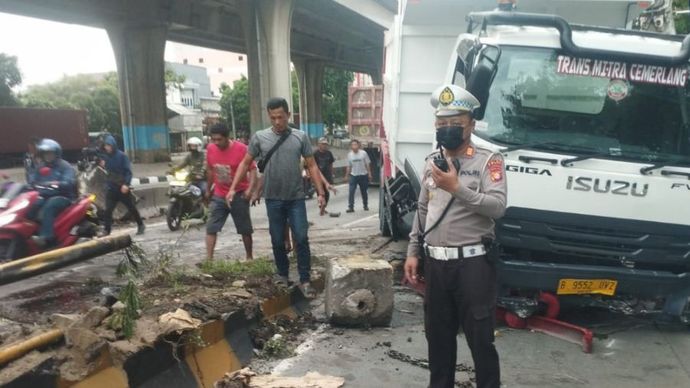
[165,61,221,151]
[165,42,248,95]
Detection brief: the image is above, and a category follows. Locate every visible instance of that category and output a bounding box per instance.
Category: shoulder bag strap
[258,130,291,172]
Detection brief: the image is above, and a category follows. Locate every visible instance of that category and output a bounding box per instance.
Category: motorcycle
[0,174,23,210]
[166,169,206,231]
[0,185,99,262]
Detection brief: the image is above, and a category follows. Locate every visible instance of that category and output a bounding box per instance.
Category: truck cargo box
[0,107,89,166]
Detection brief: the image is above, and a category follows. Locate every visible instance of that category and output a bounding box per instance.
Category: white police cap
[430,84,480,117]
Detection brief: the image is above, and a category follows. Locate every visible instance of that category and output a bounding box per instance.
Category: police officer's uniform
[408,85,507,388]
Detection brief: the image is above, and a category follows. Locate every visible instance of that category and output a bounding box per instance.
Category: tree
[219,76,250,135]
[292,69,300,115]
[673,0,689,34]
[0,53,22,106]
[165,66,186,90]
[21,72,122,135]
[322,67,354,127]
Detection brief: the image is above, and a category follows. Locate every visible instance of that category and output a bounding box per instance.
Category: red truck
[0,107,89,167]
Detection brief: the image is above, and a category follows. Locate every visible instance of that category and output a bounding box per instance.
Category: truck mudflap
[497,258,690,315]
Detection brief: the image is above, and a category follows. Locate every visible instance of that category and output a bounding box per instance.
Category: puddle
[0,280,105,324]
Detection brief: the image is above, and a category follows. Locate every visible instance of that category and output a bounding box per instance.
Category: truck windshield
[476,47,690,164]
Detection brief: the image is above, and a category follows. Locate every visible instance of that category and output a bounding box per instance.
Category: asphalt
[254,275,690,388]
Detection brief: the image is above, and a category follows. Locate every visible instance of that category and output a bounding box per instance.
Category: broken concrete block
[51,313,81,329]
[65,327,106,354]
[75,306,110,329]
[325,255,393,326]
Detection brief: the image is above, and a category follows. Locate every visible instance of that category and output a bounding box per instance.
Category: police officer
[404,85,507,388]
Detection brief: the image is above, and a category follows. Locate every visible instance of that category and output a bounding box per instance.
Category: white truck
[379,0,690,319]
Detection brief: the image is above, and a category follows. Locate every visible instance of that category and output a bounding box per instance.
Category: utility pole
[229,97,237,139]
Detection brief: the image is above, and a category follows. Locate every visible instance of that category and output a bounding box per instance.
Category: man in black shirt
[313,137,335,210]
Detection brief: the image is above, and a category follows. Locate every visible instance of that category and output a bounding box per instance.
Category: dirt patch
[247,313,319,361]
[137,265,279,321]
[0,280,106,325]
[0,350,54,384]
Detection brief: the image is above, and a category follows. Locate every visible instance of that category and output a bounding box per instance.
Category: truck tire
[379,183,392,237]
[379,180,400,239]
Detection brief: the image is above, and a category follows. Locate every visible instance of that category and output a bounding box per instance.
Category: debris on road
[385,349,475,387]
[215,367,345,388]
[325,255,393,326]
[250,313,317,359]
[158,308,201,333]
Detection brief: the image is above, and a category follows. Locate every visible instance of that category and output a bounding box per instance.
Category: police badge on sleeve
[488,159,503,182]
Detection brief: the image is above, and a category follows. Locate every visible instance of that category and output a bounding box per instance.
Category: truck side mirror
[466,45,501,120]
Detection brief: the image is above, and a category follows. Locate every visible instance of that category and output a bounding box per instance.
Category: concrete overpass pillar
[240,0,295,132]
[107,23,169,163]
[295,59,325,139]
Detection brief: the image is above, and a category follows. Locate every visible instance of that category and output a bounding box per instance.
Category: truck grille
[497,208,690,274]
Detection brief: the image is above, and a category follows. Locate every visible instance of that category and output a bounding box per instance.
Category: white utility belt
[424,243,486,261]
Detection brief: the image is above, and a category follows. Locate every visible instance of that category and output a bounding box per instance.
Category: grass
[198,258,274,279]
[262,335,292,358]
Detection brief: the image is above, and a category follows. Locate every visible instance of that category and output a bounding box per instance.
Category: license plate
[557,278,618,296]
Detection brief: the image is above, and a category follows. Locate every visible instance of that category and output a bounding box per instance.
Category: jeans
[348,175,369,209]
[36,196,72,240]
[265,199,311,283]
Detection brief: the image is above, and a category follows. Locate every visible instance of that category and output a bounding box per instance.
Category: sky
[0,12,208,90]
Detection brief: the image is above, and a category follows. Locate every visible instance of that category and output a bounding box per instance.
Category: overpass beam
[240,0,295,132]
[107,22,169,163]
[294,59,325,139]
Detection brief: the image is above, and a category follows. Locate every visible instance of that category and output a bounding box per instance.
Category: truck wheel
[379,183,391,237]
[167,202,182,231]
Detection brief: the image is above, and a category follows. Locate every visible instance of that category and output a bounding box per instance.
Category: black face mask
[436,126,466,150]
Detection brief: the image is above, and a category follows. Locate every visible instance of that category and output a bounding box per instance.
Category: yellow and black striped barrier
[0,234,132,286]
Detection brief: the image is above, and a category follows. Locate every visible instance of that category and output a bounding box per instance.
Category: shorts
[206,193,253,235]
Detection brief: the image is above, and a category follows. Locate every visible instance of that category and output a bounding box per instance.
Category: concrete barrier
[4,287,309,388]
[132,185,168,219]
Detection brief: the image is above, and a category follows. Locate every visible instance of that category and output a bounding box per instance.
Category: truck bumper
[498,259,690,299]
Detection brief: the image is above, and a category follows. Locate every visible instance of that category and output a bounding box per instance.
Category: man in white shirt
[345,139,372,213]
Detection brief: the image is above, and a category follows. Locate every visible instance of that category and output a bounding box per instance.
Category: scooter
[0,174,23,210]
[166,169,206,231]
[0,185,99,262]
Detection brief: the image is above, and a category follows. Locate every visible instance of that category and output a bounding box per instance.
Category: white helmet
[187,137,203,148]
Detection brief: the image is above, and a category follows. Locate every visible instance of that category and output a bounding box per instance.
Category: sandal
[298,282,316,299]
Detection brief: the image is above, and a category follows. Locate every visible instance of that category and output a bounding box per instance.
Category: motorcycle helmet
[37,138,62,163]
[187,137,203,152]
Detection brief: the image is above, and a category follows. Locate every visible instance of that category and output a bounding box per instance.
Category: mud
[249,313,318,356]
[0,280,106,325]
[0,350,54,384]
